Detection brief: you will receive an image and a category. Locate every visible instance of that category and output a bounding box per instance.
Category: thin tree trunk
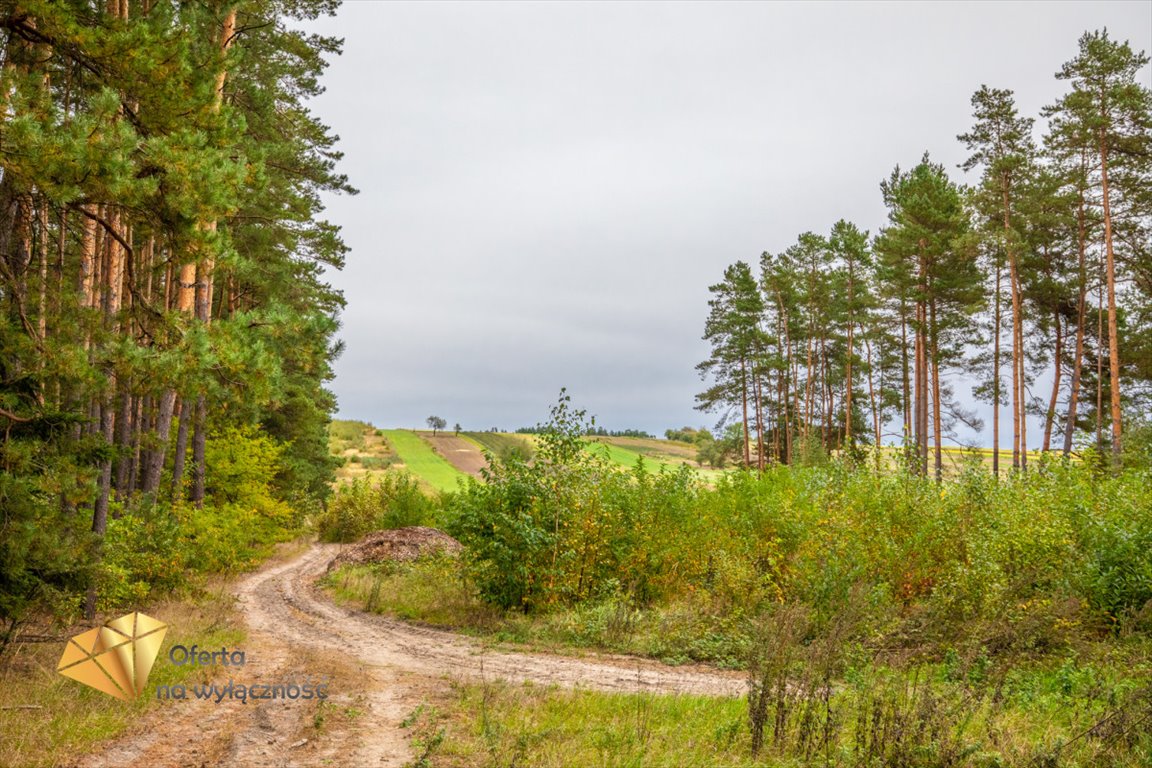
[1063,179,1089,456]
[114,386,133,500]
[992,260,1001,476]
[845,321,854,447]
[191,394,208,505]
[1098,133,1123,466]
[783,310,793,464]
[1096,273,1104,449]
[803,330,814,445]
[142,389,177,496]
[1009,245,1022,471]
[740,357,751,468]
[171,396,190,499]
[1017,286,1027,472]
[913,305,924,476]
[929,297,942,482]
[1043,312,1062,452]
[36,203,48,355]
[900,308,910,441]
[864,334,880,452]
[753,364,765,471]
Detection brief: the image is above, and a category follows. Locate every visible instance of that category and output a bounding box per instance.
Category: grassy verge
[0,581,245,768]
[381,429,468,493]
[405,682,752,768]
[404,666,1152,768]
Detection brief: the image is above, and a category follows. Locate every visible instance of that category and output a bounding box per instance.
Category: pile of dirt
[326,526,463,571]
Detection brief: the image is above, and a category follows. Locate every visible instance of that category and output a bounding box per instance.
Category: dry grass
[0,580,245,768]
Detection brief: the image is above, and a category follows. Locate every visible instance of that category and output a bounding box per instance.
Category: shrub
[317,472,437,542]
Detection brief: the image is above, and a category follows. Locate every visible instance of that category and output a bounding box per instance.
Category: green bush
[449,398,1152,651]
[317,471,437,542]
[100,503,185,608]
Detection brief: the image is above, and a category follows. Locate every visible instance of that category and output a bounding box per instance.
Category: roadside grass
[0,580,245,768]
[382,430,469,493]
[402,666,1152,768]
[409,681,754,768]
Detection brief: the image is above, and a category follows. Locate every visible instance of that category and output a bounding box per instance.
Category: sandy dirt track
[73,543,744,768]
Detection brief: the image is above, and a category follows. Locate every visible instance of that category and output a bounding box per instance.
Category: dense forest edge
[0,0,351,644]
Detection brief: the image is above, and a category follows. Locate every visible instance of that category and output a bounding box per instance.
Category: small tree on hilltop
[427,416,447,435]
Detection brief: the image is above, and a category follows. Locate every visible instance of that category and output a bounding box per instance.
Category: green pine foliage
[697,29,1151,475]
[0,1,351,640]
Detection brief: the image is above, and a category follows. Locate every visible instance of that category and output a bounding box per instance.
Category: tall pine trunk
[1063,178,1089,456]
[1098,132,1123,467]
[992,260,1001,475]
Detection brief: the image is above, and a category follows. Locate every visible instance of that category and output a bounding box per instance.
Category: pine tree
[959,86,1036,474]
[696,261,766,468]
[1045,30,1152,467]
[875,154,980,479]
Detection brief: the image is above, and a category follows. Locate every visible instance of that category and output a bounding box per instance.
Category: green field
[381,429,469,493]
[461,431,536,461]
[585,436,729,483]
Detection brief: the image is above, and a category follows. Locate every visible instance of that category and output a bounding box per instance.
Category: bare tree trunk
[142,389,177,495]
[753,365,765,471]
[114,386,133,499]
[930,299,942,482]
[1063,181,1089,456]
[1098,134,1123,467]
[191,394,208,505]
[36,203,48,359]
[1017,285,1027,473]
[913,305,924,476]
[740,357,751,468]
[783,312,793,465]
[900,308,910,442]
[992,260,1001,476]
[1009,247,1022,471]
[845,321,854,447]
[1042,312,1062,452]
[803,329,814,445]
[171,396,190,499]
[128,395,145,494]
[864,335,880,451]
[1096,279,1104,449]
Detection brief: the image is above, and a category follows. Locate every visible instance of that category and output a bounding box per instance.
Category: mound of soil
[327,526,462,571]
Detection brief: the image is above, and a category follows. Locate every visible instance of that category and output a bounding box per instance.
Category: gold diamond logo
[57,612,168,700]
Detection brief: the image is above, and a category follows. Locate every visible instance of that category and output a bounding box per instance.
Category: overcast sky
[303,1,1151,443]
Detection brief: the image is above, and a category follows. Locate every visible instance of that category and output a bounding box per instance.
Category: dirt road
[74,544,744,768]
